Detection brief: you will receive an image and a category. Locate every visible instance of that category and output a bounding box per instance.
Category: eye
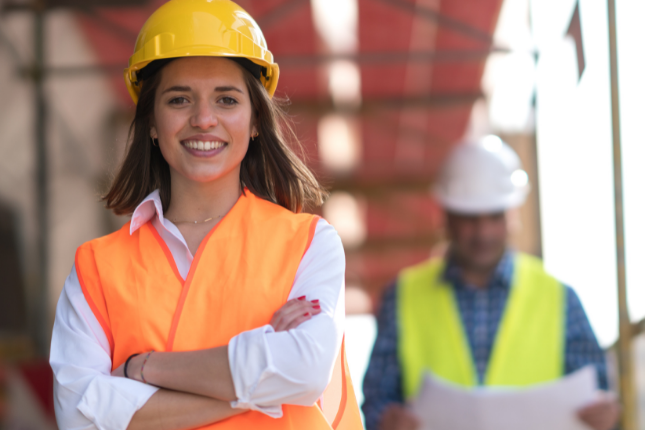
[219,96,238,106]
[168,96,189,105]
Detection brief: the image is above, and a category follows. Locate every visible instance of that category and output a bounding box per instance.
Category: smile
[182,140,227,151]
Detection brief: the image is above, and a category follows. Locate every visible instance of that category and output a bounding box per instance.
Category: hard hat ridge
[434,136,530,214]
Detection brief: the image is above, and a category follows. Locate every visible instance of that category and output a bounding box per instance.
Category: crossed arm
[112,299,322,430]
[51,262,344,430]
[51,222,346,430]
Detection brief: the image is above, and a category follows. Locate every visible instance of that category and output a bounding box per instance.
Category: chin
[467,250,505,271]
[177,163,235,183]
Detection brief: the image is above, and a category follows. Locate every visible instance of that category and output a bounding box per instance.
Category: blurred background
[0,0,644,428]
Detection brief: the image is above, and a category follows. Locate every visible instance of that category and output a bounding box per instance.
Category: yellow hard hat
[124,0,280,104]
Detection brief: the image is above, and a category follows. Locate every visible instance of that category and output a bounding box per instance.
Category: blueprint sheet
[410,366,598,430]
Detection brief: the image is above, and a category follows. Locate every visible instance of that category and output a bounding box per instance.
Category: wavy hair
[103,61,328,215]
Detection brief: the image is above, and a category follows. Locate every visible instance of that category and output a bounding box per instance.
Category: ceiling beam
[276,48,510,67]
[369,0,494,46]
[328,177,435,197]
[285,92,482,115]
[3,0,147,12]
[256,0,309,29]
[364,112,452,146]
[77,7,139,42]
[39,64,124,77]
[35,51,504,79]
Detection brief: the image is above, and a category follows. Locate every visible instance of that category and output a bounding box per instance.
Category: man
[362,136,620,430]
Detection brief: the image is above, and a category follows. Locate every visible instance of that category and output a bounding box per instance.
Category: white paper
[410,366,598,430]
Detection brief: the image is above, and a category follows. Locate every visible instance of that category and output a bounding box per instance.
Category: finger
[282,313,313,331]
[274,298,318,318]
[276,304,320,331]
[276,298,306,314]
[270,299,321,331]
[270,299,307,328]
[271,310,293,331]
[401,409,420,429]
[578,408,617,430]
[578,403,612,418]
[278,301,320,323]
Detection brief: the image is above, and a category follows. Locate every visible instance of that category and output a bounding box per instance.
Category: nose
[189,99,218,130]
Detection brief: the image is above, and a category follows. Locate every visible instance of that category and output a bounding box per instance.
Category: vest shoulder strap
[75,222,134,355]
[485,253,565,385]
[397,258,477,398]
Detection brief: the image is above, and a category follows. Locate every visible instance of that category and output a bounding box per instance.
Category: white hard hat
[434,135,530,214]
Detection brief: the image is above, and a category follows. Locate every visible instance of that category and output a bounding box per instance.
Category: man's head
[435,136,529,271]
[446,211,508,272]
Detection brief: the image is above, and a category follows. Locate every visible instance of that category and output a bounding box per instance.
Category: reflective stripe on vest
[397,253,565,399]
[75,190,363,430]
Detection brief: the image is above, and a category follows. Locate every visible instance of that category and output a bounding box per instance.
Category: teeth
[183,140,226,151]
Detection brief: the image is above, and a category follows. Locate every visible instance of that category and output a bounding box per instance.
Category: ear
[250,124,258,137]
[150,127,158,139]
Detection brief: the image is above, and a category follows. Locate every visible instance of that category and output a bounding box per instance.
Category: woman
[49,1,363,429]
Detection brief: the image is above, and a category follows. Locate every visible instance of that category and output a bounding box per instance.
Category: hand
[270,296,322,332]
[577,391,620,430]
[379,404,420,430]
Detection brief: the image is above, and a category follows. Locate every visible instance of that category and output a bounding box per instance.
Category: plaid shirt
[361,252,608,430]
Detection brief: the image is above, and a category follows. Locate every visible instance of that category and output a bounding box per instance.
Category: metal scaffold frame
[607,0,637,427]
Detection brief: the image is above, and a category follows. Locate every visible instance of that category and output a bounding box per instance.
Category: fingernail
[297,296,306,300]
[303,312,310,317]
[312,300,319,303]
[313,305,321,309]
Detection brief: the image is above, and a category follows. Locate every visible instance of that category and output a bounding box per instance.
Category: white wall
[532,0,645,347]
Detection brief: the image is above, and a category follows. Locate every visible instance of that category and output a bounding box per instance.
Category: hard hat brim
[124,50,279,104]
[434,186,530,215]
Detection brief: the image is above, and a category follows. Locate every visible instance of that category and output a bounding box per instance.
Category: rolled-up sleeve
[228,219,345,418]
[50,265,158,430]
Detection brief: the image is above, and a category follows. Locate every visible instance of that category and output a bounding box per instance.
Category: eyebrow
[161,85,244,95]
[215,86,244,94]
[161,85,191,94]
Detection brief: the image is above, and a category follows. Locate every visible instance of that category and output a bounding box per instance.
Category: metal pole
[607,0,637,428]
[34,2,49,357]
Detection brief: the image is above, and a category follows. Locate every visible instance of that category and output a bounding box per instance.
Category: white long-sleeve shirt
[50,190,346,430]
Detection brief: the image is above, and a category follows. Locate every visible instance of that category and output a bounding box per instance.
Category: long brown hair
[103,60,328,215]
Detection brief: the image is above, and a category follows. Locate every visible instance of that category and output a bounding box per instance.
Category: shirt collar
[130,189,165,235]
[442,250,515,291]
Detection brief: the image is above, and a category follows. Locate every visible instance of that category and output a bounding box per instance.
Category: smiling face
[150,56,256,186]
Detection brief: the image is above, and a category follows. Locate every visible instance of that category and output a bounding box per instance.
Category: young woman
[49,1,362,429]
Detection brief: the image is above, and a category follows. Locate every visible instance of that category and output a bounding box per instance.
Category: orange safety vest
[75,190,363,430]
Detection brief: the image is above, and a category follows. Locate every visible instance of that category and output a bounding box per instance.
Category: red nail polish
[312,300,319,303]
[313,305,321,309]
[303,312,310,317]
[297,296,306,300]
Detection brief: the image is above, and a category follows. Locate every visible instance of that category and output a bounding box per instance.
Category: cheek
[222,111,253,153]
[228,110,253,138]
[155,108,187,139]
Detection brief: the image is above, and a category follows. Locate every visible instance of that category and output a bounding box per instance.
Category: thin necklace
[170,214,224,225]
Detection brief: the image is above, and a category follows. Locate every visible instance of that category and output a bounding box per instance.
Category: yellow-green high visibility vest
[397,253,565,399]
